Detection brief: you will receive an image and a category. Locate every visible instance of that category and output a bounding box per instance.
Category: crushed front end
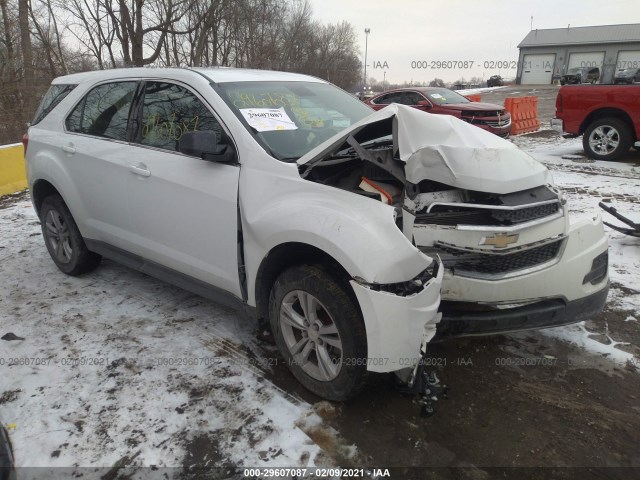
[298,104,609,341]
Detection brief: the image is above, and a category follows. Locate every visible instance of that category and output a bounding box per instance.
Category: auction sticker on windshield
[240,107,298,132]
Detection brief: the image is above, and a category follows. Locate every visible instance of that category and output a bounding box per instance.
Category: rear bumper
[435,282,608,338]
[550,118,564,134]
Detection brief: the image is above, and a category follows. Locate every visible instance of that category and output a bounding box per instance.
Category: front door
[126,80,242,297]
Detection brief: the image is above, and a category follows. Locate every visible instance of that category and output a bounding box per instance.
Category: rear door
[126,80,242,297]
[63,81,139,246]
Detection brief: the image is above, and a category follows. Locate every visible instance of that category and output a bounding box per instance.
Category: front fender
[240,163,433,306]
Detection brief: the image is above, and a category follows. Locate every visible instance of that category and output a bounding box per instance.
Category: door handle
[62,144,76,154]
[129,164,151,177]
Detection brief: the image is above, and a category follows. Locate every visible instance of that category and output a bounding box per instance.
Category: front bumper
[435,281,608,338]
[434,213,609,337]
[474,123,512,138]
[350,261,444,373]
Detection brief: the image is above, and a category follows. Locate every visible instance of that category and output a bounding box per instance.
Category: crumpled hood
[298,104,550,195]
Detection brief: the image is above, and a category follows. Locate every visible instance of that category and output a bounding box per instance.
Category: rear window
[32,84,76,125]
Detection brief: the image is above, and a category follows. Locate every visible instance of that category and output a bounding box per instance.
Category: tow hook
[404,356,448,417]
[399,332,448,417]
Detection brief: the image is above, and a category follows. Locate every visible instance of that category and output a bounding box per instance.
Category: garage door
[616,51,640,70]
[521,54,555,84]
[567,52,605,70]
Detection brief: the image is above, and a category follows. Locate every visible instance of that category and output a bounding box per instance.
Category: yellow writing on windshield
[230,91,298,109]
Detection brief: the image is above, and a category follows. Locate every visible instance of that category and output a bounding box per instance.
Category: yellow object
[6,423,16,430]
[0,144,27,196]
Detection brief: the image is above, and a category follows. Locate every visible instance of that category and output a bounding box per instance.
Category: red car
[365,87,512,138]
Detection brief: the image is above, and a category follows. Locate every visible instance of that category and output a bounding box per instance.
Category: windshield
[567,68,581,74]
[423,89,470,105]
[216,81,373,161]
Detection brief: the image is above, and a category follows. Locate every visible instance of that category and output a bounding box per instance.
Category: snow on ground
[0,199,339,473]
[453,86,508,96]
[512,131,640,366]
[1,131,639,471]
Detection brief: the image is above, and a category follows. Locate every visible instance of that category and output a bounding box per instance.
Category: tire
[582,117,633,161]
[0,425,15,480]
[269,265,368,401]
[40,195,101,275]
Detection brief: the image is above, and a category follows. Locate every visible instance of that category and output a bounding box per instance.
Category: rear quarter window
[31,84,77,125]
[66,82,138,141]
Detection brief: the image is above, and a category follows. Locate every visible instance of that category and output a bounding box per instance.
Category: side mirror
[178,130,236,163]
[417,100,432,109]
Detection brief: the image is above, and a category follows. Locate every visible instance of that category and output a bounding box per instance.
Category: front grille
[416,202,559,226]
[434,238,564,276]
[480,118,512,128]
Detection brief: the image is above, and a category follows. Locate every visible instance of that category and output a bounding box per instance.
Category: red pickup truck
[551,85,640,161]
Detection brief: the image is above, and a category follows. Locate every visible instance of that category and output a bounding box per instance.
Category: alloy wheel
[279,290,343,382]
[589,125,620,156]
[45,209,73,264]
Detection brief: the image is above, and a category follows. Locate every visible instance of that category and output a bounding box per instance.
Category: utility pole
[363,28,370,91]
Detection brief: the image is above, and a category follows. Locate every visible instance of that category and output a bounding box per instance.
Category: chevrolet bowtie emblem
[480,233,519,248]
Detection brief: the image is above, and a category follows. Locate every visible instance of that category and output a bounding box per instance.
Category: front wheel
[269,265,368,401]
[582,117,633,161]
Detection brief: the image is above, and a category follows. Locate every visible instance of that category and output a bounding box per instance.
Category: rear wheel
[40,195,101,275]
[583,117,632,161]
[269,265,368,401]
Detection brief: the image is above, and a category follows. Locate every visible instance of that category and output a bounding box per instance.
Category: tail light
[22,133,28,155]
[555,93,563,113]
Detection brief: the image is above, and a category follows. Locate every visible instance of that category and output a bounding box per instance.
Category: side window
[66,82,137,141]
[404,91,425,105]
[385,92,407,104]
[138,81,221,153]
[373,93,393,105]
[32,84,76,125]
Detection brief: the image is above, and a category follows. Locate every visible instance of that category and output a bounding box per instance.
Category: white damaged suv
[25,68,608,400]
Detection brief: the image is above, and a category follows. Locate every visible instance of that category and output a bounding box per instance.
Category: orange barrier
[504,96,540,135]
[464,94,482,102]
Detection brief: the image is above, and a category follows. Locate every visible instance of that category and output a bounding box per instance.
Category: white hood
[298,104,550,194]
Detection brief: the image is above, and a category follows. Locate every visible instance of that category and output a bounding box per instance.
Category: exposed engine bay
[298,105,567,284]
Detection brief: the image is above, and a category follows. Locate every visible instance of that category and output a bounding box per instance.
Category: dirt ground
[256,327,640,479]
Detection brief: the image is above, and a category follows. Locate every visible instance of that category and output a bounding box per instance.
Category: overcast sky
[311,0,640,84]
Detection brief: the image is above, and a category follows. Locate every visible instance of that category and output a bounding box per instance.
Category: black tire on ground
[40,194,102,275]
[582,117,633,161]
[0,425,15,480]
[269,265,368,401]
